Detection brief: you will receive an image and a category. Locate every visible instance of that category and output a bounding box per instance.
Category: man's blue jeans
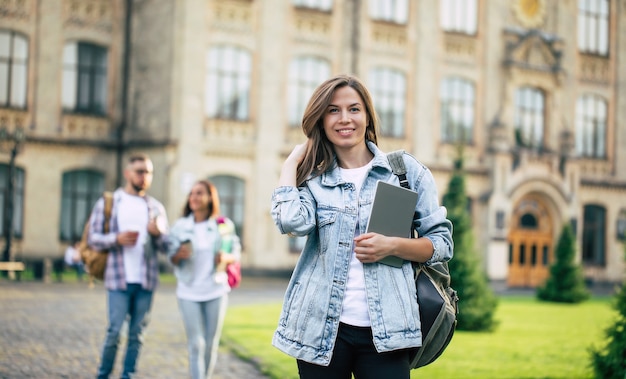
[97,284,153,379]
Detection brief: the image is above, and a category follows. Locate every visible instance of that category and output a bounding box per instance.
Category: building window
[576,94,606,158]
[0,164,25,239]
[440,77,474,144]
[369,0,408,24]
[205,46,251,121]
[209,175,245,248]
[582,204,606,266]
[514,87,545,149]
[62,42,108,115]
[440,0,477,35]
[288,56,330,127]
[0,30,28,109]
[368,68,406,138]
[59,170,104,241]
[292,0,332,11]
[578,0,609,56]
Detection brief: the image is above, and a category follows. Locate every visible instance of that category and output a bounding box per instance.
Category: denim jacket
[167,215,241,284]
[270,141,453,366]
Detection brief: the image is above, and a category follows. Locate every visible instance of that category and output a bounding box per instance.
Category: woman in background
[168,179,241,379]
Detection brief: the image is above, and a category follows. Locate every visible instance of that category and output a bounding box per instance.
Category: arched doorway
[507,196,554,287]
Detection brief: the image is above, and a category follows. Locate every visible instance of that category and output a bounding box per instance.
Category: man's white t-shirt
[339,160,373,327]
[117,191,149,284]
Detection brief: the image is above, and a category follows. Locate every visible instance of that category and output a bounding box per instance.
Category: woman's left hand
[353,233,395,263]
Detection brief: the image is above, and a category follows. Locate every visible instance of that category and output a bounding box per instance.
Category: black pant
[297,323,411,379]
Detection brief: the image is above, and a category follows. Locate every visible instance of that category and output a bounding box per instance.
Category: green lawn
[222,296,616,379]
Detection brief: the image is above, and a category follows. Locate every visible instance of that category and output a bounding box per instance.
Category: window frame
[0,29,29,109]
[514,87,545,150]
[440,0,478,35]
[577,0,609,56]
[0,164,25,239]
[369,0,408,24]
[575,94,607,159]
[59,169,105,242]
[62,41,109,116]
[208,175,245,249]
[287,56,330,127]
[205,45,252,121]
[440,76,475,144]
[582,204,606,266]
[368,67,407,138]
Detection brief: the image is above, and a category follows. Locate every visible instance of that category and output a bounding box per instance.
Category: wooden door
[507,197,553,288]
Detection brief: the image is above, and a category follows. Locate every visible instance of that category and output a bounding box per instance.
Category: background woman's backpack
[387,150,459,369]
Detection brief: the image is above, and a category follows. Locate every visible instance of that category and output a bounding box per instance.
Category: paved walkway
[0,276,289,379]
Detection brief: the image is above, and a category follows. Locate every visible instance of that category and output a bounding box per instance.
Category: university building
[1,0,624,286]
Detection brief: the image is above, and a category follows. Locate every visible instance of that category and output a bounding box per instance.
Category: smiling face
[188,182,211,215]
[322,85,369,153]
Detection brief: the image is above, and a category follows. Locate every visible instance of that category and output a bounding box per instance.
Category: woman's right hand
[278,143,308,186]
[286,143,308,165]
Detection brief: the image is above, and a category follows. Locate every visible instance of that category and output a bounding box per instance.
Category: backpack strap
[386,150,420,228]
[387,150,410,189]
[102,191,113,234]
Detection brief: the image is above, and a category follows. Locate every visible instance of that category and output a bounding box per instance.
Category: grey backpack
[387,150,459,369]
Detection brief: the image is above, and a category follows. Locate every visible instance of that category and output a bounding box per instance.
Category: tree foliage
[442,157,498,331]
[536,223,590,303]
[590,242,626,379]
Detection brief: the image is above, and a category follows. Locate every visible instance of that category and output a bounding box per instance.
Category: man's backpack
[79,191,113,281]
[387,150,459,369]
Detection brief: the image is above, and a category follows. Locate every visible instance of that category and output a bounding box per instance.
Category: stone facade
[1,0,624,286]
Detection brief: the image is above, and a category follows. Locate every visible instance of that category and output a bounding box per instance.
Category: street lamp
[0,125,25,266]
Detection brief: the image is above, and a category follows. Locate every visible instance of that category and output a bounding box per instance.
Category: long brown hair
[182,180,221,219]
[296,74,380,186]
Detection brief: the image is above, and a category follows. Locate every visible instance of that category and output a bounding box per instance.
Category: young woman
[168,180,240,379]
[271,74,453,379]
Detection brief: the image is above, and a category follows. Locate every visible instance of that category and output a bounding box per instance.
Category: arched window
[440,77,474,144]
[59,169,104,241]
[287,56,330,127]
[368,67,406,138]
[62,41,108,115]
[209,175,245,247]
[0,30,28,108]
[205,46,251,121]
[576,94,606,158]
[514,87,545,149]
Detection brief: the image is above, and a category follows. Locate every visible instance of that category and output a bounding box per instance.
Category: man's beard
[132,182,146,193]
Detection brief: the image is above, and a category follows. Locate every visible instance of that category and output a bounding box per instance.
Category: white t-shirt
[339,160,373,327]
[176,220,230,301]
[117,191,149,284]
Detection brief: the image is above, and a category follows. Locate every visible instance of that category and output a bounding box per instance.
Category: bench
[0,261,25,272]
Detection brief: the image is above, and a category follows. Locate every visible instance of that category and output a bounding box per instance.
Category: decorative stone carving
[294,9,331,44]
[203,118,256,158]
[503,27,563,75]
[0,0,32,20]
[211,0,253,32]
[512,0,547,29]
[578,54,610,84]
[61,114,112,139]
[63,0,113,33]
[371,22,406,47]
[444,33,477,62]
[0,109,30,132]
